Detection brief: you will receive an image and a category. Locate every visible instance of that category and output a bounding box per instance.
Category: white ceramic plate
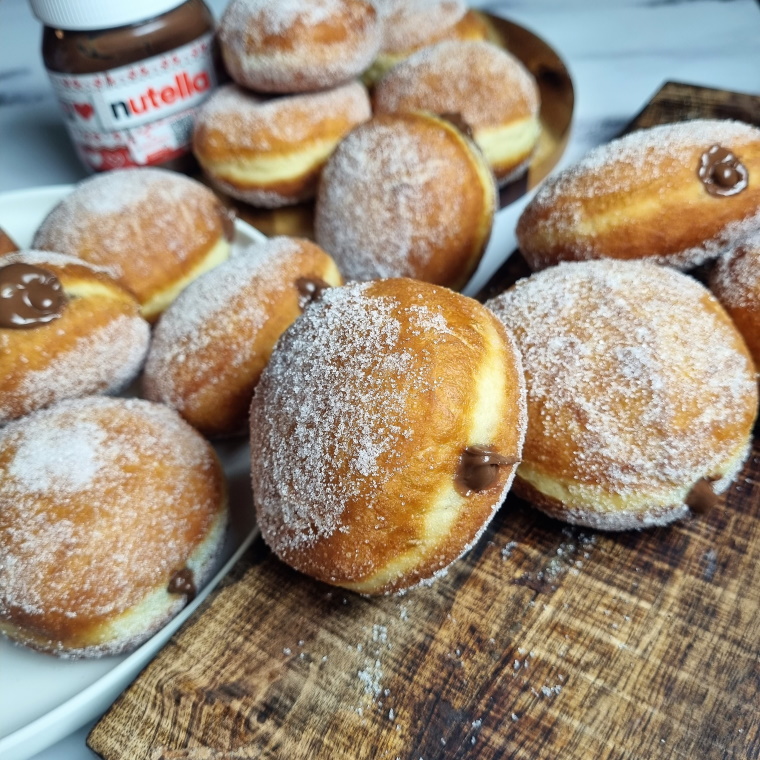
[0,185,264,760]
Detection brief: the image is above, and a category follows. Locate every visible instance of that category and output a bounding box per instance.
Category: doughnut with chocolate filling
[143,237,342,437]
[314,111,496,290]
[33,168,234,321]
[193,82,371,208]
[373,40,541,184]
[0,250,149,424]
[487,259,758,530]
[710,231,760,372]
[0,397,227,657]
[219,0,381,93]
[250,278,526,594]
[517,119,760,271]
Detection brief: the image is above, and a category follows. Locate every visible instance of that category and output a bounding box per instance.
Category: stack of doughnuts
[196,0,379,207]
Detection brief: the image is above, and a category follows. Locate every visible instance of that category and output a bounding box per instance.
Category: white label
[47,32,216,171]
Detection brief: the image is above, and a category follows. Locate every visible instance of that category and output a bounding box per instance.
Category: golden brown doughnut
[143,237,342,437]
[487,259,758,530]
[710,232,760,371]
[314,111,496,290]
[250,278,526,594]
[32,168,233,321]
[517,119,760,271]
[373,40,541,184]
[0,250,150,425]
[0,397,227,657]
[366,5,495,84]
[193,82,371,208]
[219,0,381,93]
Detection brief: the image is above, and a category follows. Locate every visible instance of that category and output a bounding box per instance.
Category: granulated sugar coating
[250,278,526,593]
[517,119,760,270]
[194,82,371,155]
[32,169,228,302]
[710,229,760,368]
[0,250,150,424]
[219,0,381,92]
[314,112,495,288]
[143,236,341,436]
[0,397,227,657]
[373,41,539,130]
[376,0,466,54]
[487,259,758,530]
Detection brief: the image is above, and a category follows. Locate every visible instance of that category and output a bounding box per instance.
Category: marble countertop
[0,0,758,758]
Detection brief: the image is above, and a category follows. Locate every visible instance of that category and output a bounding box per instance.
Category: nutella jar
[30,0,219,172]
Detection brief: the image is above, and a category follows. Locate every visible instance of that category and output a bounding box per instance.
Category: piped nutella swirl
[0,263,65,329]
[167,567,197,601]
[698,144,748,197]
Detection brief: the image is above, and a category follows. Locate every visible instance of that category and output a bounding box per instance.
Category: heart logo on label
[73,102,94,120]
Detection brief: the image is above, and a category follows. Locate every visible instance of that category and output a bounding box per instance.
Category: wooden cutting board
[88,83,760,760]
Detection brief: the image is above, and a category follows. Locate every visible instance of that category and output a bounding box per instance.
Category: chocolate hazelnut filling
[0,263,66,329]
[698,144,748,197]
[455,445,520,495]
[296,276,330,310]
[685,477,720,515]
[167,567,197,601]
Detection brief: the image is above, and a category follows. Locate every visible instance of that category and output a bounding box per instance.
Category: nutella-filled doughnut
[487,259,758,530]
[374,40,541,184]
[0,251,149,424]
[315,112,496,290]
[144,237,342,437]
[193,82,371,208]
[710,232,760,372]
[251,278,526,594]
[33,169,234,321]
[219,0,382,93]
[517,119,760,271]
[0,397,227,657]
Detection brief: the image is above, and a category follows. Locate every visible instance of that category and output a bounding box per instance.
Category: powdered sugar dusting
[487,259,757,501]
[219,0,381,91]
[374,40,539,129]
[315,114,492,282]
[194,81,371,154]
[0,398,224,629]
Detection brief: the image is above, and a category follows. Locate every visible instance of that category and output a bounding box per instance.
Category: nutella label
[47,32,216,171]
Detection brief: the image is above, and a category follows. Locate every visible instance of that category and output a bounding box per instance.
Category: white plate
[0,185,265,760]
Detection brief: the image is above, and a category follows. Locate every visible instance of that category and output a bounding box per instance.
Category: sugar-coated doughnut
[0,397,227,657]
[517,119,760,271]
[251,278,526,594]
[374,40,541,185]
[193,82,371,208]
[487,259,758,530]
[367,5,493,84]
[33,168,233,321]
[315,112,496,290]
[219,0,381,93]
[710,231,760,372]
[144,237,342,437]
[0,251,149,425]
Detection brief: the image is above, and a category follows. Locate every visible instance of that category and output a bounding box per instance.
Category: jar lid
[29,0,189,31]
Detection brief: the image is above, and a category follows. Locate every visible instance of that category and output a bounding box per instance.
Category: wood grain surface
[88,83,760,760]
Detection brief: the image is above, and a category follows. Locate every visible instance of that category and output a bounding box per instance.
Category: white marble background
[0,0,758,757]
